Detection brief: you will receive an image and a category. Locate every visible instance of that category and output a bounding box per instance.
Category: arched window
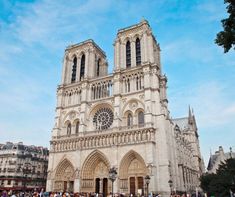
[75,121,79,134]
[127,78,130,92]
[136,38,141,65]
[71,57,77,82]
[126,41,131,68]
[127,113,133,127]
[97,59,100,77]
[67,123,71,135]
[80,54,85,81]
[138,111,144,126]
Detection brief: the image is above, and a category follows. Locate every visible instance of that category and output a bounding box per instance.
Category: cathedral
[46,20,204,196]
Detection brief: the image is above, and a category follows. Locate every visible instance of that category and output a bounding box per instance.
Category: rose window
[93,108,114,130]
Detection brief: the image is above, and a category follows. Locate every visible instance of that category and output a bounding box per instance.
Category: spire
[188,105,193,125]
[188,105,192,118]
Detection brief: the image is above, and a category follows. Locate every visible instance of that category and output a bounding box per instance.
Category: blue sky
[0,0,234,166]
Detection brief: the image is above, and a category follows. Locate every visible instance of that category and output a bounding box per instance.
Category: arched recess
[80,150,111,193]
[54,158,75,192]
[122,99,144,116]
[135,108,145,127]
[119,150,147,195]
[124,110,133,127]
[126,40,131,68]
[122,99,145,127]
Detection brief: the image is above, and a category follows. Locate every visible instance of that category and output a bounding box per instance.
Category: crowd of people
[1,190,206,197]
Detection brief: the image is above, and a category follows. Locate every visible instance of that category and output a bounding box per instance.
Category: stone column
[89,49,95,78]
[84,50,89,79]
[66,59,72,84]
[148,34,154,63]
[61,55,67,84]
[121,42,126,69]
[99,179,103,194]
[131,39,136,67]
[143,32,148,62]
[76,57,81,82]
[114,39,120,70]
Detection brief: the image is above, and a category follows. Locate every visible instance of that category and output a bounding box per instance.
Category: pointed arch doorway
[81,150,111,197]
[119,150,148,196]
[54,159,75,192]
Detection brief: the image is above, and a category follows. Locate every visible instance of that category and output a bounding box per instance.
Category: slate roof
[207,151,235,171]
[172,117,189,131]
[0,142,48,155]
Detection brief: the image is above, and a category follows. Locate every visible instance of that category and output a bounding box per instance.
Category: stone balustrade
[50,127,155,152]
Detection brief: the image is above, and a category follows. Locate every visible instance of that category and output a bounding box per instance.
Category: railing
[50,126,155,152]
[90,76,113,100]
[52,123,152,140]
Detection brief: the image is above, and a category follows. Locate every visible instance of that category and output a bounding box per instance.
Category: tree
[215,0,235,53]
[200,173,216,196]
[200,158,235,197]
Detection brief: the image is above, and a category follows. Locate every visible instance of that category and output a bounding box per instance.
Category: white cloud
[9,0,113,49]
[196,1,227,22]
[169,81,235,129]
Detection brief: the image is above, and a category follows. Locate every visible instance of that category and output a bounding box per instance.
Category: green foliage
[215,0,235,53]
[200,158,235,197]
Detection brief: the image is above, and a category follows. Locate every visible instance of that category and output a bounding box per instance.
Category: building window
[136,38,141,65]
[127,113,133,127]
[93,108,114,130]
[80,54,85,80]
[67,123,71,135]
[126,41,131,68]
[97,59,100,77]
[138,111,144,126]
[7,180,11,185]
[75,121,79,134]
[71,57,77,83]
[127,78,130,92]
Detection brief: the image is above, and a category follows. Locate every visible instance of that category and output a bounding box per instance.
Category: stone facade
[0,142,48,192]
[207,146,235,174]
[46,20,204,196]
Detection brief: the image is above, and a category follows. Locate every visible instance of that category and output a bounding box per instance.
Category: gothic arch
[55,158,75,180]
[122,99,144,117]
[54,158,75,192]
[81,150,111,179]
[119,150,147,179]
[78,51,85,59]
[71,53,78,59]
[88,102,113,117]
[63,110,80,126]
[124,37,131,43]
[124,110,133,127]
[133,34,142,40]
[136,109,145,126]
[134,108,144,116]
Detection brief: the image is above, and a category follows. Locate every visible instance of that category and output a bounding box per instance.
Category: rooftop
[65,39,106,57]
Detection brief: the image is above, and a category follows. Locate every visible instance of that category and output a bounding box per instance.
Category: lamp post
[23,174,27,196]
[145,175,150,197]
[168,180,173,196]
[109,167,117,197]
[22,163,31,196]
[230,175,235,196]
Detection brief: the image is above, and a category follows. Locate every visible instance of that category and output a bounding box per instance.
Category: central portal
[95,178,108,197]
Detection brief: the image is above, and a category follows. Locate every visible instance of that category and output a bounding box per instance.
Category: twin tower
[47,20,203,196]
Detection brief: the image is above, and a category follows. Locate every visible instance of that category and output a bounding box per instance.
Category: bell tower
[61,39,108,85]
[113,19,161,71]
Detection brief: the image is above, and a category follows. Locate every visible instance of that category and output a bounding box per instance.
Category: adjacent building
[207,146,235,174]
[46,20,204,196]
[0,142,49,193]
